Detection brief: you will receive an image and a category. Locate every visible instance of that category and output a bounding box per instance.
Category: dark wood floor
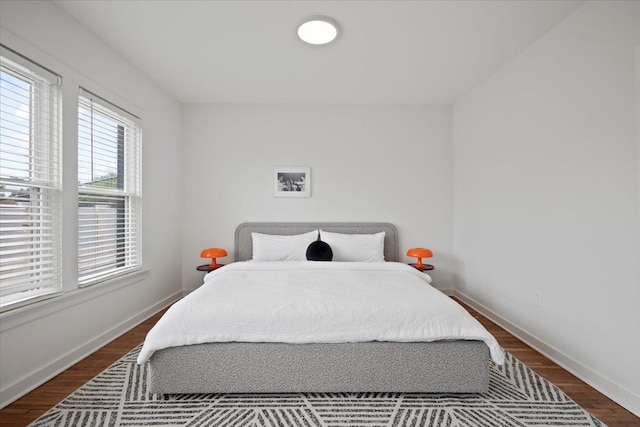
[1,300,638,427]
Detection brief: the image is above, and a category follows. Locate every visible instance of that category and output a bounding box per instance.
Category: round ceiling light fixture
[297,16,340,45]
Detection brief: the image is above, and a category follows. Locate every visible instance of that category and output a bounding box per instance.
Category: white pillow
[319,230,385,262]
[252,230,318,261]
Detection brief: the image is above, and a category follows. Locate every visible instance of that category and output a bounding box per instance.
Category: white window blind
[0,45,62,310]
[78,88,141,286]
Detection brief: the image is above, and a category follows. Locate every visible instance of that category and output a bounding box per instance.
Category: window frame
[77,88,142,287]
[0,45,63,311]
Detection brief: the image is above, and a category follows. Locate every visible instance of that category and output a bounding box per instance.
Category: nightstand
[196,264,225,273]
[409,263,434,272]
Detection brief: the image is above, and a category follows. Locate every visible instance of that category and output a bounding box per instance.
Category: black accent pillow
[306,240,333,261]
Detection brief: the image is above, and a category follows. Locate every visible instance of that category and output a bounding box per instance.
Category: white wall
[453,0,640,415]
[636,45,640,225]
[181,104,454,291]
[0,1,183,407]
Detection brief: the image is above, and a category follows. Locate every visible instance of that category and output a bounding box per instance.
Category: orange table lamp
[406,248,433,269]
[200,248,228,268]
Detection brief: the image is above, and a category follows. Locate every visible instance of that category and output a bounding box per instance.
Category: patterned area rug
[30,345,604,426]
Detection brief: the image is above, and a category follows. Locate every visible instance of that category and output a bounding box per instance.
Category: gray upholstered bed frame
[147,222,490,394]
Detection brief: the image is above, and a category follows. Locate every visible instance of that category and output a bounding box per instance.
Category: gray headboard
[235,222,399,262]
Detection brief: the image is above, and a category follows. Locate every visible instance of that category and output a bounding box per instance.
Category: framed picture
[274,166,311,198]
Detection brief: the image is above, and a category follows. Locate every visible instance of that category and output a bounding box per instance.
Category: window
[0,46,62,309]
[77,88,141,286]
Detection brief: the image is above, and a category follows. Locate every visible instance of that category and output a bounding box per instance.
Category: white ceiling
[54,0,584,104]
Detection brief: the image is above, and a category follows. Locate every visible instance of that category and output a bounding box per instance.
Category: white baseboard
[0,291,182,409]
[454,290,640,418]
[438,287,455,296]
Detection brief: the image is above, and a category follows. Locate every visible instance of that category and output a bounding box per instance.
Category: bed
[141,222,503,394]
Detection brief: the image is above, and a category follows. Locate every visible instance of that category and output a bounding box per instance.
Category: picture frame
[274,166,311,198]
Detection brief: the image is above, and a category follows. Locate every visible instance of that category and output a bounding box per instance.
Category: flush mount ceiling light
[297,16,340,45]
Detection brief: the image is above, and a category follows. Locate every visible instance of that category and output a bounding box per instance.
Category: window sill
[78,267,146,289]
[0,267,151,333]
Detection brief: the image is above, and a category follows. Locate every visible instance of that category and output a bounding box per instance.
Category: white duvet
[137,262,504,365]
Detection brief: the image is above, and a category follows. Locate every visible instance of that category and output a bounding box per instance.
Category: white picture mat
[273,166,311,197]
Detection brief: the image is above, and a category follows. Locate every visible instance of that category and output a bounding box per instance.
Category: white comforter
[137,262,504,365]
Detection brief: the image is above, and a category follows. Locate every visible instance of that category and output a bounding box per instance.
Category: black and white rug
[30,346,604,426]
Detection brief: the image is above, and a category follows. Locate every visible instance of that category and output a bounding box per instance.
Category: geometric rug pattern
[29,345,605,426]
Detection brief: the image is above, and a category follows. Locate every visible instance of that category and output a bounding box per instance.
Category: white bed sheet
[137,262,504,365]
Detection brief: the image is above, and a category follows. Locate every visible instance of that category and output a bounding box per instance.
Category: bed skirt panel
[147,340,490,394]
